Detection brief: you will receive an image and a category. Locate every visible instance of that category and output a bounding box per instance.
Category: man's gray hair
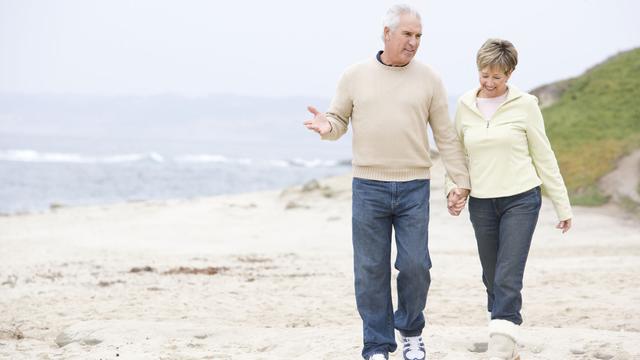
[381,4,421,40]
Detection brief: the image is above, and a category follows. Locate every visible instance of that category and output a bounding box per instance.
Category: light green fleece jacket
[446,85,572,221]
[321,56,470,188]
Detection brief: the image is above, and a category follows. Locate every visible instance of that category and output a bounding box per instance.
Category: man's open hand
[303,106,332,135]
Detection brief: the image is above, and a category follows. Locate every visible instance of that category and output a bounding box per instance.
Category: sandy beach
[1,160,639,359]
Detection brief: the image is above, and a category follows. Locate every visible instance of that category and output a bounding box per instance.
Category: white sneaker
[401,335,426,360]
[368,354,387,360]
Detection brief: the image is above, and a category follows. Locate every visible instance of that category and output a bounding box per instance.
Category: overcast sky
[1,0,638,98]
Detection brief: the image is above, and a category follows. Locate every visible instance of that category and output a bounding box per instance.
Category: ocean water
[0,134,353,215]
[0,95,353,214]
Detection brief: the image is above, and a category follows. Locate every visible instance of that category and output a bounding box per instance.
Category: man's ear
[383,26,390,41]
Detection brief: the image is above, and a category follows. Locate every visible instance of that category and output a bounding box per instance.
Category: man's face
[383,14,422,65]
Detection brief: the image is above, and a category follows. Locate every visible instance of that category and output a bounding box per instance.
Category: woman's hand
[556,218,572,233]
[447,188,469,216]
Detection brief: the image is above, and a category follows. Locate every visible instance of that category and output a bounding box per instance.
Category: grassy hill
[532,48,640,206]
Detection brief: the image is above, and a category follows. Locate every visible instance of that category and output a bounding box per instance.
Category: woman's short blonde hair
[476,38,518,75]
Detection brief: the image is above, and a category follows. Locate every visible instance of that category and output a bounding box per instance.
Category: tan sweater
[322,56,470,188]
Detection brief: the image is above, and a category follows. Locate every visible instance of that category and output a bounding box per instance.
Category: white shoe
[488,320,520,360]
[368,354,387,360]
[401,335,426,360]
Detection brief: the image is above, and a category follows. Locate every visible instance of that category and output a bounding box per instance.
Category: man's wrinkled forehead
[393,14,422,33]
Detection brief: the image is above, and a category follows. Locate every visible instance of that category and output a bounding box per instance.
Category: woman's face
[478,66,511,97]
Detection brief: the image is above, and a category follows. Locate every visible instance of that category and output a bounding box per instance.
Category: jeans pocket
[352,178,388,215]
[511,187,541,213]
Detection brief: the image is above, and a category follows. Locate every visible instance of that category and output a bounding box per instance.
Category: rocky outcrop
[529,78,574,109]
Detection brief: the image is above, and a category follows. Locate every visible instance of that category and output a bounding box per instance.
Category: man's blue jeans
[352,177,431,359]
[468,186,542,325]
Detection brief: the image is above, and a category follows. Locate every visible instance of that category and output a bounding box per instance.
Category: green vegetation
[541,48,640,205]
[569,185,610,206]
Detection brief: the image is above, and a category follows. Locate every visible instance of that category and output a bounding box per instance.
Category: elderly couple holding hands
[304,4,572,360]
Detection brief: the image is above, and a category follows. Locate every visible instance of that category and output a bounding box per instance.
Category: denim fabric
[352,177,432,359]
[468,186,541,325]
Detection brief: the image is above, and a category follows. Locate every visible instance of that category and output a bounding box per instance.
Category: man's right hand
[303,106,332,136]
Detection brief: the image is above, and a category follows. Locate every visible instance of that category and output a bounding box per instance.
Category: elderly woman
[446,39,573,360]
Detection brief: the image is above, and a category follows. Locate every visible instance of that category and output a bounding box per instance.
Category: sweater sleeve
[321,70,352,141]
[525,96,573,221]
[429,77,471,190]
[444,100,468,195]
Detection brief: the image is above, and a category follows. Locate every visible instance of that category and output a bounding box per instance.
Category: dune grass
[542,48,640,205]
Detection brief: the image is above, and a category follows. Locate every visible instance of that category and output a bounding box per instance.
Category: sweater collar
[375,50,412,69]
[460,85,525,110]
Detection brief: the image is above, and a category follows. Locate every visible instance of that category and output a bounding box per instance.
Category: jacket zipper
[464,92,520,132]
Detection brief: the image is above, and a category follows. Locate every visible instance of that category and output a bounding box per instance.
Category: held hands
[447,188,470,216]
[556,218,572,233]
[303,106,332,136]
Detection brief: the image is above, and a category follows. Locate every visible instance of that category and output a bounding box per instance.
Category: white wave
[100,152,165,163]
[267,159,290,168]
[175,154,252,165]
[175,155,341,168]
[0,149,348,168]
[148,152,165,163]
[288,158,339,168]
[0,149,165,164]
[175,156,345,168]
[263,158,345,168]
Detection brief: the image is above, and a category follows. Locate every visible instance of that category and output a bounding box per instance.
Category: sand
[1,161,639,359]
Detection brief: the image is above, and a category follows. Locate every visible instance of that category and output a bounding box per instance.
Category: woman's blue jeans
[352,177,431,358]
[468,186,542,325]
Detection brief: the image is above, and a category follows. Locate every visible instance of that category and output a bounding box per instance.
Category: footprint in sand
[467,342,488,353]
[582,340,631,360]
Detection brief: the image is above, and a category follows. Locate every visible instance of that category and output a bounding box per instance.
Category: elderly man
[304,5,470,360]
